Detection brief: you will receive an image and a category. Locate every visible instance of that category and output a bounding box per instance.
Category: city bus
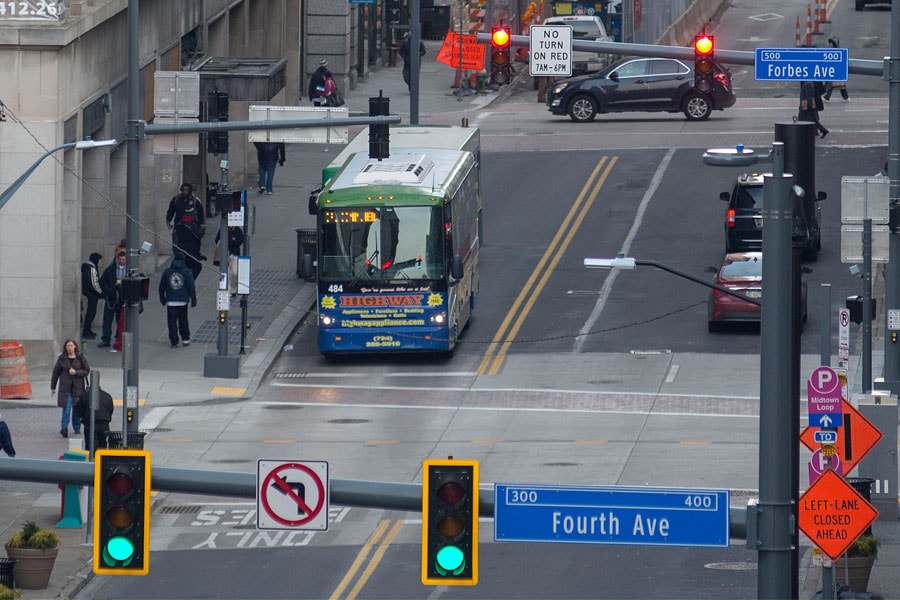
[303,125,482,355]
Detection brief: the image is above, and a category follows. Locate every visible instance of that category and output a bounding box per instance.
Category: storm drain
[159,505,203,515]
[192,316,262,345]
[246,269,296,309]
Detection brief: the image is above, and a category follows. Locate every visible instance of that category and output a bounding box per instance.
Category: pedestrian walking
[798,80,829,138]
[166,183,206,247]
[308,60,330,106]
[75,385,114,456]
[159,251,197,348]
[399,34,426,91]
[253,142,286,194]
[98,251,126,350]
[0,412,15,457]
[50,339,91,438]
[215,225,244,295]
[81,252,103,339]
[823,37,850,102]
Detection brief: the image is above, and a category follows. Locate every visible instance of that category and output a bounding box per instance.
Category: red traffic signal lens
[437,481,466,505]
[107,472,135,496]
[694,35,713,56]
[491,27,510,48]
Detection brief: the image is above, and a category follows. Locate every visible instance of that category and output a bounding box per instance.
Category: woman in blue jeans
[50,339,90,438]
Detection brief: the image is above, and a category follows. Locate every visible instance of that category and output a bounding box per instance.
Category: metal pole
[218,210,229,356]
[410,0,421,124]
[820,283,831,366]
[123,0,141,436]
[457,0,464,101]
[84,370,99,546]
[864,218,873,392]
[757,142,795,600]
[240,204,249,355]
[883,0,900,389]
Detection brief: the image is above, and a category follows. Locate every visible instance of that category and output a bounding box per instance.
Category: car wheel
[568,94,598,122]
[683,92,712,121]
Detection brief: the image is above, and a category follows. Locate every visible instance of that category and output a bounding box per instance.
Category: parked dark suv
[721,173,825,261]
[547,56,736,122]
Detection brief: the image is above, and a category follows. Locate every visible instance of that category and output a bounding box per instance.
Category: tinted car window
[613,60,647,78]
[721,258,762,278]
[648,59,688,76]
[736,185,764,210]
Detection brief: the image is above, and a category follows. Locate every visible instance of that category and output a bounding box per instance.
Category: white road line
[575,147,677,353]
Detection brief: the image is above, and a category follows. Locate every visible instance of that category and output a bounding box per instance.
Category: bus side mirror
[300,254,315,280]
[450,255,463,280]
[308,188,321,215]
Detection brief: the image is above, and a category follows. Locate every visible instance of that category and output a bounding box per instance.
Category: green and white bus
[303,125,482,355]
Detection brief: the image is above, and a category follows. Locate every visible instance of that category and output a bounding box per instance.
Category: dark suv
[721,173,824,261]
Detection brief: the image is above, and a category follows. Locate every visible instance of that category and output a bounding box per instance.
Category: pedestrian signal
[93,449,151,575]
[422,459,478,586]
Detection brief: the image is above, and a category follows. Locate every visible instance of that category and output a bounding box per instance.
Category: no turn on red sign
[257,460,329,530]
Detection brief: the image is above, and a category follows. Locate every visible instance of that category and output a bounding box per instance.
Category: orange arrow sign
[800,399,882,474]
[799,469,879,561]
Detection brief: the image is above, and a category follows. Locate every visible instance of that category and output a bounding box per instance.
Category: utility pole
[881,0,900,392]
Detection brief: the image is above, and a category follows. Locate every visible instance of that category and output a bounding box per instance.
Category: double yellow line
[329,518,404,600]
[476,156,618,376]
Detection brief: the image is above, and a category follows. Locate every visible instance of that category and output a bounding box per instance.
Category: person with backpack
[166,183,206,247]
[798,80,829,139]
[81,252,103,339]
[307,60,330,106]
[823,37,850,102]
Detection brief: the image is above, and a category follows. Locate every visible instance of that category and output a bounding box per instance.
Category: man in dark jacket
[253,142,286,194]
[307,60,329,105]
[166,183,206,247]
[159,252,197,348]
[75,386,114,456]
[81,252,103,339]
[98,251,126,349]
[399,35,426,91]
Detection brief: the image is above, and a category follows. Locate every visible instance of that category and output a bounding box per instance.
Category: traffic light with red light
[490,25,512,85]
[94,449,151,575]
[694,34,715,93]
[422,459,478,586]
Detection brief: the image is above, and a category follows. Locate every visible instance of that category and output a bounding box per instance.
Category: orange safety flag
[436,31,486,70]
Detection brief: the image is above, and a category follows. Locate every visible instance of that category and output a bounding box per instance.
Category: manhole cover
[329,418,370,424]
[705,562,757,571]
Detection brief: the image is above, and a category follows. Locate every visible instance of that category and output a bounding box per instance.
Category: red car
[706,252,807,332]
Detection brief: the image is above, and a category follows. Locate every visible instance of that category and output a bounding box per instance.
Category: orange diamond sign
[799,469,879,561]
[800,399,882,474]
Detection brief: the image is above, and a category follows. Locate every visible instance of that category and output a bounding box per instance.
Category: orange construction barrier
[0,341,32,399]
[796,16,802,48]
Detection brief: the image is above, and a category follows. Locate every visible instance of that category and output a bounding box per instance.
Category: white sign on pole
[840,224,890,263]
[248,105,349,144]
[529,25,572,77]
[841,176,889,224]
[838,308,850,368]
[257,460,329,530]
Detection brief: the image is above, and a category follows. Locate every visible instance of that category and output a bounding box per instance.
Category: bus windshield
[319,205,445,282]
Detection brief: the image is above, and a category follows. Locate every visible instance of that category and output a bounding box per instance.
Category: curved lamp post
[0,138,117,211]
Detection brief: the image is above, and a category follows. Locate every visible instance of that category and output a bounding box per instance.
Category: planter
[5,546,59,590]
[833,555,876,593]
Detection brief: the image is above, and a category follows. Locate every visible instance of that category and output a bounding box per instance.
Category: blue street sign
[755,47,848,81]
[494,484,730,548]
[814,430,838,444]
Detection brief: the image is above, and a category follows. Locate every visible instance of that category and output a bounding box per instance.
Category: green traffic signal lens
[106,536,135,562]
[435,545,466,575]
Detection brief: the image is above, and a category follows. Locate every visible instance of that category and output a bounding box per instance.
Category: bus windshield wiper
[350,250,379,287]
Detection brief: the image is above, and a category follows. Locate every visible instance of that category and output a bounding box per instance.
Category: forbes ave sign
[755,47,848,82]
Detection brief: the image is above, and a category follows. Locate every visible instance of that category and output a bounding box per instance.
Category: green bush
[4,521,59,550]
[0,583,21,600]
[847,535,879,558]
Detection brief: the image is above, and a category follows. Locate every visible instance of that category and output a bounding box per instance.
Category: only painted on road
[494,484,730,547]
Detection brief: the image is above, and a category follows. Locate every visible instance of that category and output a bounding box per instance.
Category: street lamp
[0,138,117,211]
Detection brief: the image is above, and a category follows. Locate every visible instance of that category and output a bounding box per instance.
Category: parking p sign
[807,366,843,429]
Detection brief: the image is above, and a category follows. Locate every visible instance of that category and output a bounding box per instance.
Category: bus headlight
[320,314,336,326]
[430,312,447,325]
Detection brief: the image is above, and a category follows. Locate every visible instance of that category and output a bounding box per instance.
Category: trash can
[0,557,15,589]
[846,477,875,535]
[107,431,146,450]
[296,228,317,280]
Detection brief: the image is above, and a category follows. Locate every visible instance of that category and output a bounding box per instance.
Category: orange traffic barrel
[0,341,32,399]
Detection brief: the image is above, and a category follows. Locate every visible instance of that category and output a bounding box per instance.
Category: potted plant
[4,521,60,590]
[833,535,879,593]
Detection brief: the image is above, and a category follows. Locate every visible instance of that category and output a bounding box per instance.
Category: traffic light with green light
[421,458,478,586]
[694,34,715,93]
[93,449,151,576]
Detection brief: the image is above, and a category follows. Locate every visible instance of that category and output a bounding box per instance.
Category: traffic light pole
[409,0,421,125]
[124,0,141,437]
[881,0,900,392]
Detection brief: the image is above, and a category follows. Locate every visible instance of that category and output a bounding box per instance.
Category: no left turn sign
[257,460,329,530]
